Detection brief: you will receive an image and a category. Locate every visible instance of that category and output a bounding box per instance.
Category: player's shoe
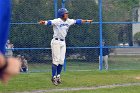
[57,75,62,84]
[51,76,58,86]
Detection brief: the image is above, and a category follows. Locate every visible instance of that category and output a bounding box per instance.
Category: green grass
[0,70,140,93]
[109,55,140,70]
[28,55,140,72]
[1,56,139,93]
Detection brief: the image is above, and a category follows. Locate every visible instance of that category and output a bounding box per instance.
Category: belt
[55,38,64,41]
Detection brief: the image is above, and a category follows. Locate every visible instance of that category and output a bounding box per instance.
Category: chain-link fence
[9,0,140,72]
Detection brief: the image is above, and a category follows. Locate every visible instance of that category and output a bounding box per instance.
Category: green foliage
[66,0,99,47]
[11,0,100,61]
[11,0,99,48]
[117,0,139,9]
[103,0,138,45]
[103,0,139,21]
[10,0,139,47]
[134,32,140,45]
[11,0,54,48]
[10,0,138,61]
[65,0,99,61]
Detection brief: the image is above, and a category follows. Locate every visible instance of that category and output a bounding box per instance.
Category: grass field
[29,55,140,72]
[0,56,140,93]
[0,70,140,93]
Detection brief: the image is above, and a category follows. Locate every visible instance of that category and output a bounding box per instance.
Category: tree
[103,0,138,46]
[11,0,54,48]
[134,32,140,46]
[10,0,54,62]
[10,0,138,62]
[65,0,99,62]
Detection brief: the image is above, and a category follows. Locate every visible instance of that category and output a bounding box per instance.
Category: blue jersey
[0,0,11,54]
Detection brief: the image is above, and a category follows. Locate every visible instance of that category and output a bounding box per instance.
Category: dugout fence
[9,0,140,72]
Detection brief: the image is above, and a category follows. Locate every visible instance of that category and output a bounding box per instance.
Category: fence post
[64,58,66,72]
[99,0,103,71]
[61,0,66,72]
[62,0,66,8]
[54,0,58,18]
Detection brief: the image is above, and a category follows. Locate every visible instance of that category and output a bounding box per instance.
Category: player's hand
[0,56,21,84]
[38,20,45,25]
[87,20,93,23]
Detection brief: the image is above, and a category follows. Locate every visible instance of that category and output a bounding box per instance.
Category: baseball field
[0,70,140,93]
[1,0,139,93]
[0,56,140,93]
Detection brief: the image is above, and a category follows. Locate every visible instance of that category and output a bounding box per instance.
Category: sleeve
[75,19,82,25]
[0,0,11,54]
[45,19,58,26]
[69,19,82,25]
[69,19,76,25]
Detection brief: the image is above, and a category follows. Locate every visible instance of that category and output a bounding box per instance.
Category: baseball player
[5,40,14,57]
[98,40,109,70]
[39,8,92,85]
[20,56,28,72]
[0,0,21,84]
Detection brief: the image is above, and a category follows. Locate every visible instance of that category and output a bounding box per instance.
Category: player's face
[63,13,69,19]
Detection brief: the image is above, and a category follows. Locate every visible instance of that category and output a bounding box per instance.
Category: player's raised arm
[38,20,56,26]
[73,19,93,25]
[82,19,93,23]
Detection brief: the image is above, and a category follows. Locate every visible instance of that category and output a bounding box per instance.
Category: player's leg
[57,64,63,78]
[56,64,62,84]
[51,41,61,77]
[51,39,61,85]
[57,41,66,84]
[104,55,109,70]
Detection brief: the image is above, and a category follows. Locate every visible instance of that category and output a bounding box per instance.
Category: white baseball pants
[51,39,66,66]
[99,55,109,70]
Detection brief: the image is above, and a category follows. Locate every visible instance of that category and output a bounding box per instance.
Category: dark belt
[55,38,64,41]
